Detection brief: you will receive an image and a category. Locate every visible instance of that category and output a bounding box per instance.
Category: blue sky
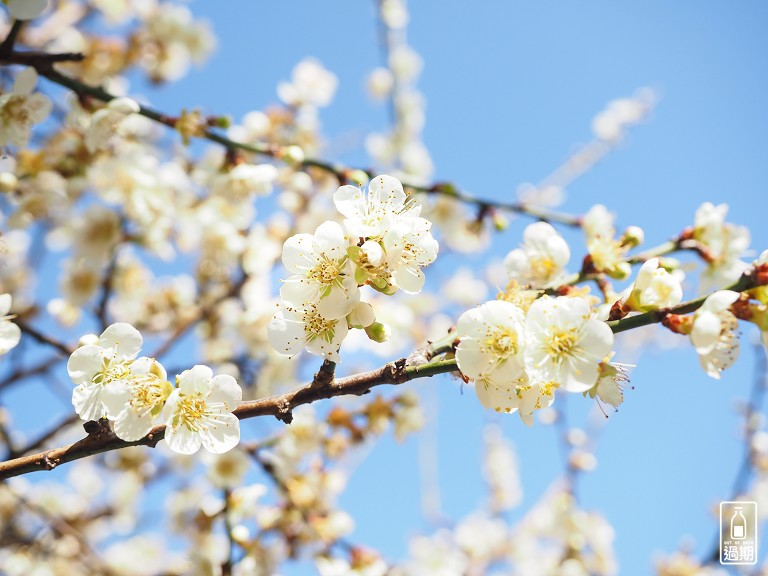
[7,1,768,572]
[162,1,768,571]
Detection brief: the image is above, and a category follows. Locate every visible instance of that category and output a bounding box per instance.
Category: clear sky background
[7,1,768,573]
[162,2,768,572]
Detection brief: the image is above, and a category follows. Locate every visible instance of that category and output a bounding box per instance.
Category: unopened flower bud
[365,322,391,343]
[280,145,305,166]
[348,302,375,328]
[621,225,645,248]
[606,261,632,281]
[492,212,509,231]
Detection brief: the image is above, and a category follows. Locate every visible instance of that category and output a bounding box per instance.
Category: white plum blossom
[268,304,348,363]
[690,290,740,379]
[162,365,242,455]
[456,299,557,424]
[0,293,21,355]
[456,300,527,388]
[475,374,557,426]
[101,357,172,441]
[277,58,338,108]
[504,222,570,288]
[0,68,52,148]
[85,97,141,152]
[524,296,614,393]
[382,215,438,294]
[694,202,751,291]
[624,257,683,312]
[68,323,146,421]
[209,162,278,202]
[334,174,418,240]
[280,221,360,319]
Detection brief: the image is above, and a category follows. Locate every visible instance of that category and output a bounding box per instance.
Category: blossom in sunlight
[85,97,141,152]
[582,204,635,280]
[690,290,740,379]
[68,323,147,421]
[0,68,52,148]
[504,221,570,288]
[162,365,242,455]
[209,162,278,202]
[7,0,47,20]
[382,215,438,294]
[334,174,418,240]
[588,361,633,410]
[624,257,683,312]
[0,293,21,355]
[268,304,348,362]
[278,58,338,108]
[474,374,557,426]
[101,357,173,441]
[524,296,614,393]
[693,202,751,291]
[280,221,360,318]
[456,300,527,388]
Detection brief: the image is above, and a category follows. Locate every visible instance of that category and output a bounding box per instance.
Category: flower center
[309,256,344,286]
[130,375,170,415]
[530,256,556,280]
[487,328,519,358]
[173,394,209,432]
[303,308,337,344]
[546,328,579,360]
[93,356,133,387]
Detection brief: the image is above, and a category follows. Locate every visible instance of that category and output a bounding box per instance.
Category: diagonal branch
[0,268,764,481]
[30,66,582,227]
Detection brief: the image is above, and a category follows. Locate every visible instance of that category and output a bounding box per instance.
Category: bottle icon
[731,507,747,540]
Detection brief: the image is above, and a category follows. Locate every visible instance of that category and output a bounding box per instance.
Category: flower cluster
[268,175,438,362]
[456,295,616,424]
[68,323,242,454]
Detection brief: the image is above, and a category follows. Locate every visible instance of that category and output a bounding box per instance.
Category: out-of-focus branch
[27,65,582,226]
[14,319,74,356]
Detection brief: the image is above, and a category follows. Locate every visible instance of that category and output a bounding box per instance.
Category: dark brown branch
[0,50,85,66]
[0,357,458,480]
[14,319,74,356]
[0,20,24,55]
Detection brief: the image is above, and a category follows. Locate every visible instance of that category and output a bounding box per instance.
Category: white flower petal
[98,323,143,360]
[208,375,242,411]
[67,345,104,386]
[267,310,306,357]
[164,424,202,455]
[113,409,155,442]
[199,413,240,454]
[72,384,107,421]
[178,365,213,395]
[691,311,722,354]
[0,294,11,316]
[281,233,315,274]
[0,321,21,354]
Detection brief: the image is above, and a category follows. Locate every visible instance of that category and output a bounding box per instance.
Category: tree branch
[29,66,581,227]
[1,267,764,480]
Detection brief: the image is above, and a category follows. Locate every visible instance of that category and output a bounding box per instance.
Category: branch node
[42,452,58,471]
[311,360,336,389]
[276,399,293,424]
